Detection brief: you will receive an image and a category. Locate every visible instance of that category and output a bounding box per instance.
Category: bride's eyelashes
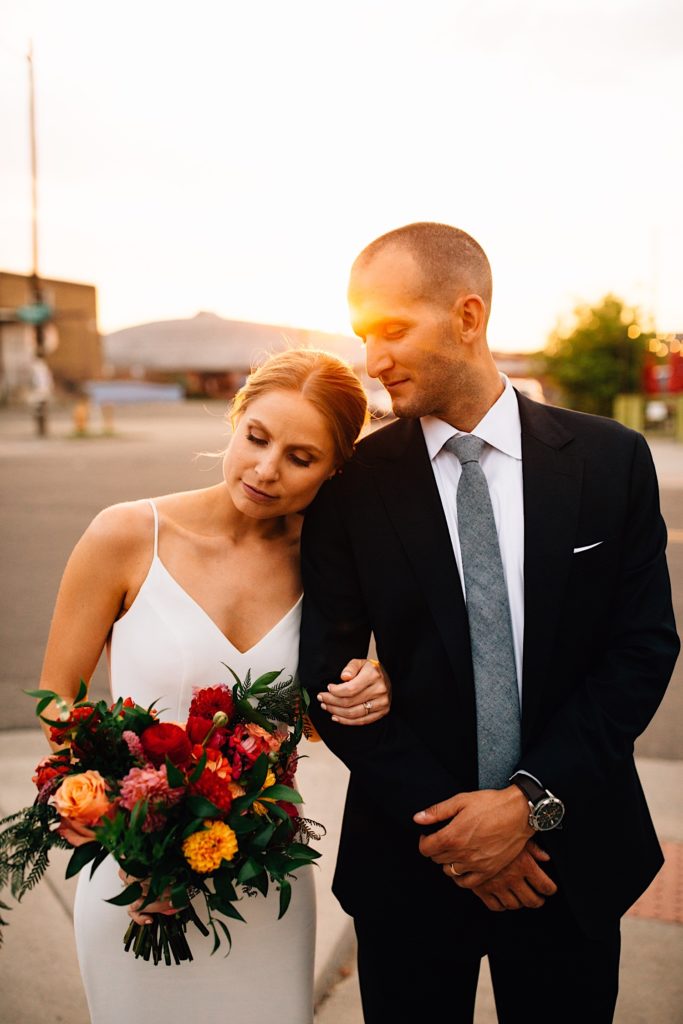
[246,433,314,469]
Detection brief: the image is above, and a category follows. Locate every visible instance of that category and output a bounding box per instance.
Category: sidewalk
[1,730,682,1023]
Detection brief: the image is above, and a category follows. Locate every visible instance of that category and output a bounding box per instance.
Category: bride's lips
[242,481,278,504]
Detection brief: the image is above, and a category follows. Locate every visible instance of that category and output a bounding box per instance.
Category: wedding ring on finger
[363,700,373,715]
[448,862,462,878]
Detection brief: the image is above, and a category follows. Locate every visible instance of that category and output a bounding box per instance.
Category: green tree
[544,294,651,417]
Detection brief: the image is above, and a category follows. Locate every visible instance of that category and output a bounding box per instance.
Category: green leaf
[246,754,269,793]
[212,916,234,954]
[288,842,321,859]
[278,879,292,919]
[230,794,258,815]
[263,851,290,875]
[186,796,220,818]
[129,798,148,831]
[75,679,88,703]
[165,757,185,788]
[189,751,207,783]
[105,881,143,906]
[237,857,262,884]
[250,822,275,851]
[213,872,238,902]
[249,670,284,692]
[24,687,59,700]
[89,846,109,879]
[171,883,189,909]
[264,803,294,825]
[65,842,101,879]
[260,784,303,803]
[249,871,269,898]
[211,898,245,923]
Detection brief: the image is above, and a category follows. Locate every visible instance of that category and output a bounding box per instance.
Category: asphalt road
[1,401,681,759]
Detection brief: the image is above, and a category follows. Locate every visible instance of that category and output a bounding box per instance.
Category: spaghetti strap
[147,498,159,558]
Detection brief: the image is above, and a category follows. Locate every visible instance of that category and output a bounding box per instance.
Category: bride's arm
[37,503,144,748]
[317,658,392,725]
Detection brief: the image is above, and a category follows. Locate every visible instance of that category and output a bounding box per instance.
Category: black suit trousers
[353,887,620,1024]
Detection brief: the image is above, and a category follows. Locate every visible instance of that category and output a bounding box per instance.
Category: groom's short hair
[354,222,493,315]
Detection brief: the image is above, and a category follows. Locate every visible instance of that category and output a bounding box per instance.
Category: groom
[298,222,679,1023]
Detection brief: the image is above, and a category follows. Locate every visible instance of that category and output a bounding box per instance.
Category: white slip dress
[73,499,316,1023]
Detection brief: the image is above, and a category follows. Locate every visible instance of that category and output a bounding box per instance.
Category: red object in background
[643,359,670,394]
[668,352,683,393]
[643,351,683,395]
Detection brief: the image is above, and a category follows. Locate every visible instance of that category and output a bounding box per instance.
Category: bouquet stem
[123,902,209,965]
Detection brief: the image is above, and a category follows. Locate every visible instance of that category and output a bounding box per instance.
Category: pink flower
[118,764,184,833]
[122,730,145,760]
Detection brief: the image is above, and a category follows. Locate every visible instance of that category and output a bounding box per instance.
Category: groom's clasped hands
[414,787,558,912]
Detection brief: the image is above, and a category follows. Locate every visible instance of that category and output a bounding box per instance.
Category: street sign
[16,302,52,325]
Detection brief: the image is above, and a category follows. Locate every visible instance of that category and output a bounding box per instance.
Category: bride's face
[223,389,338,518]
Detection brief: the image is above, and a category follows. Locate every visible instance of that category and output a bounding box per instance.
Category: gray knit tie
[446,434,520,789]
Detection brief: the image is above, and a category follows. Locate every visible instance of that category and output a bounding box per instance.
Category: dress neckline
[154,555,303,656]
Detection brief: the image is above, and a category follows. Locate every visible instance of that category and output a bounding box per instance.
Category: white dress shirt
[420,375,525,697]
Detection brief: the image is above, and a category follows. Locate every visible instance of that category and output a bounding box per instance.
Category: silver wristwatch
[512,774,565,832]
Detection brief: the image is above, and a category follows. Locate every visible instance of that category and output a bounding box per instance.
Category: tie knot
[445,434,485,465]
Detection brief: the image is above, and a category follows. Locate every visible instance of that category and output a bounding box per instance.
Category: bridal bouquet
[0,668,323,965]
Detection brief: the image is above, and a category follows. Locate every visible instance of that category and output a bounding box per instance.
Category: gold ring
[448,862,462,878]
[363,700,373,714]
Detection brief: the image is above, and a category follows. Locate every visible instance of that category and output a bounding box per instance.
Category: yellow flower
[182,820,238,874]
[252,769,278,816]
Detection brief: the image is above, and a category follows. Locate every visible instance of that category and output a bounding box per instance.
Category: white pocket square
[573,541,604,553]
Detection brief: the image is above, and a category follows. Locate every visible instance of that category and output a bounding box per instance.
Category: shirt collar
[420,375,522,461]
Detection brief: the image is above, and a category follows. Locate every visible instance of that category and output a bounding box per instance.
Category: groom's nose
[365,336,393,379]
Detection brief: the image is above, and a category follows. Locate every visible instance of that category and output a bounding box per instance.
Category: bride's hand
[317,658,392,725]
[118,868,181,925]
[56,817,97,847]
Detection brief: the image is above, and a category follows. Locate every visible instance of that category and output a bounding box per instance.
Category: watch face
[532,798,564,831]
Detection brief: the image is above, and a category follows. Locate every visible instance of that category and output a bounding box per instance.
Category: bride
[39,349,391,1023]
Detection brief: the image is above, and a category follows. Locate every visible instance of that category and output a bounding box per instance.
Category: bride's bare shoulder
[81,499,157,558]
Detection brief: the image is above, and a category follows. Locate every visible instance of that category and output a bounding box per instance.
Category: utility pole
[27,41,51,436]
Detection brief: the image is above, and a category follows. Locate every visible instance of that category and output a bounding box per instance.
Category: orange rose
[53,770,112,825]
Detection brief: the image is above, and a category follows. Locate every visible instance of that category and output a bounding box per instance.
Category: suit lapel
[518,396,583,741]
[371,420,476,718]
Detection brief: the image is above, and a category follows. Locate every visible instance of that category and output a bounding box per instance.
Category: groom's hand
[413,786,533,882]
[446,839,557,911]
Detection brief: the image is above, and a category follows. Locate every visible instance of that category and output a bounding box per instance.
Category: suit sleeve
[519,433,679,801]
[299,477,461,828]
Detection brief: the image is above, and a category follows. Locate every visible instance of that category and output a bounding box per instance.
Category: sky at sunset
[1,0,682,352]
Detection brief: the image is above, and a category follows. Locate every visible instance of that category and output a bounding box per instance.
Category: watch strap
[511,773,547,806]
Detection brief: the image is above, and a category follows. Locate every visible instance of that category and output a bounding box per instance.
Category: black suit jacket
[298,394,679,934]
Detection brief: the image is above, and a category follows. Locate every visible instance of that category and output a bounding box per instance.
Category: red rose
[278,801,300,819]
[141,723,192,767]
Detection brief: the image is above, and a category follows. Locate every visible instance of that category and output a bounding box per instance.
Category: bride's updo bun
[231,349,368,466]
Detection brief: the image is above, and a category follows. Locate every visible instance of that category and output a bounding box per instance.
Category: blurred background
[1,2,682,1021]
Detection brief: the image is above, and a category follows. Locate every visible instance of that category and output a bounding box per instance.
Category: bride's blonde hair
[230,349,368,466]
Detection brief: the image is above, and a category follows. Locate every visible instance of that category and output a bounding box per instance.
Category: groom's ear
[452,293,487,345]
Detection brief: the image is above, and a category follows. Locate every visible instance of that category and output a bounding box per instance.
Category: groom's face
[348,246,467,420]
